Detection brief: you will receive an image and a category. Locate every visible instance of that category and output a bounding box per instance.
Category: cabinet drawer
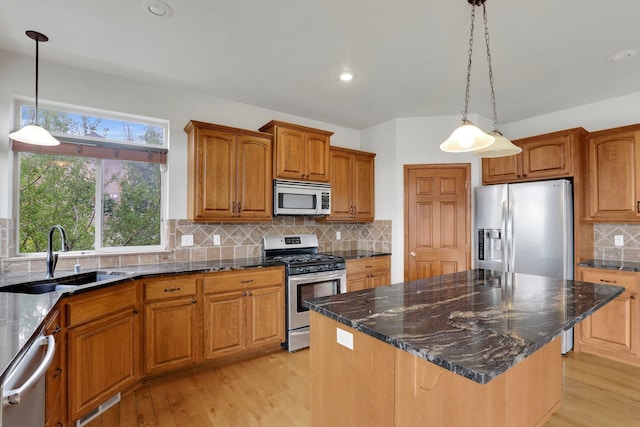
[144,277,198,301]
[581,269,639,293]
[66,283,137,327]
[347,256,391,276]
[203,267,284,294]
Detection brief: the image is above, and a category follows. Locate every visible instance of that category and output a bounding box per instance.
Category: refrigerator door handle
[507,199,515,272]
[501,200,509,271]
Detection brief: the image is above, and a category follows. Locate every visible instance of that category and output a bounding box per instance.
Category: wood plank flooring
[86,349,640,427]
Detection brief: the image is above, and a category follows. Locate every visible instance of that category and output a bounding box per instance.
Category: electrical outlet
[213,234,221,246]
[181,234,194,247]
[336,328,353,350]
[614,235,624,247]
[336,231,341,240]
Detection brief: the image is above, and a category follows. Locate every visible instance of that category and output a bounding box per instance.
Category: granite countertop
[579,259,640,272]
[0,257,283,382]
[305,269,624,384]
[327,250,391,260]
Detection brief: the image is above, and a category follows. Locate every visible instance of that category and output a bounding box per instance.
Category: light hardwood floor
[85,349,640,427]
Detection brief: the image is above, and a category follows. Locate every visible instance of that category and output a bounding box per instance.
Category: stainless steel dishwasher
[1,331,55,427]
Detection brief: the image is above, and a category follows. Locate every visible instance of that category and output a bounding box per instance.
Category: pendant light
[9,31,60,146]
[441,0,521,157]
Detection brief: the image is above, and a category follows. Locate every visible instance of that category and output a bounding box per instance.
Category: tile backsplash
[0,217,391,273]
[594,223,640,262]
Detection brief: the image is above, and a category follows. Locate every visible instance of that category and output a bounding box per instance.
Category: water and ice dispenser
[477,228,503,263]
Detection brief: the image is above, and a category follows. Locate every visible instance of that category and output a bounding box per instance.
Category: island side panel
[395,348,508,427]
[506,338,562,427]
[310,311,395,427]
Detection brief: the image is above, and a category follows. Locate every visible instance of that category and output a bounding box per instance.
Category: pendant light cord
[34,37,39,125]
[462,4,477,121]
[482,3,500,130]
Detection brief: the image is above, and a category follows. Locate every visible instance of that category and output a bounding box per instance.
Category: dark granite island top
[305,268,624,384]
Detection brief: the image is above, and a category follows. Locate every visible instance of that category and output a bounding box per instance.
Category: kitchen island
[305,269,624,427]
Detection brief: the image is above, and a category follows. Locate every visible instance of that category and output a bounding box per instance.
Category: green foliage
[19,154,96,252]
[103,161,161,247]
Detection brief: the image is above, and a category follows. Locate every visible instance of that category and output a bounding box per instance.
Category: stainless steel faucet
[46,225,68,279]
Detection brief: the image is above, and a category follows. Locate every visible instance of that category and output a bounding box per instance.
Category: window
[13,100,168,254]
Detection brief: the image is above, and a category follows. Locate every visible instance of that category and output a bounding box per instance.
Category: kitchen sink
[0,271,130,294]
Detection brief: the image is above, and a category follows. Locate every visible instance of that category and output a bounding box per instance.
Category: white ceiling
[1,0,639,130]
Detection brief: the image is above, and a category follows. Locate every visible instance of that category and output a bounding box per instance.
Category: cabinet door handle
[240,279,254,284]
[52,325,62,335]
[599,279,617,284]
[237,202,241,214]
[365,265,373,269]
[164,287,181,292]
[232,201,237,214]
[637,201,640,214]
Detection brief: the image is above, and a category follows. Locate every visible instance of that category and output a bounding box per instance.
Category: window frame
[11,98,170,256]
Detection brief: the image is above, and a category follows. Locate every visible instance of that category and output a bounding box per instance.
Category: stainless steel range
[263,234,346,352]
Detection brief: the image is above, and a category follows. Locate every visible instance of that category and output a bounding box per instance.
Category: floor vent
[76,392,121,427]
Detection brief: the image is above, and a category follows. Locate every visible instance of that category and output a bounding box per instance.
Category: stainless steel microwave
[273,179,331,216]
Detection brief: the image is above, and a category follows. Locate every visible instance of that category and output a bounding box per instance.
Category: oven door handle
[288,270,347,289]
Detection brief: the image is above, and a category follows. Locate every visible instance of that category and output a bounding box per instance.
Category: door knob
[410,251,416,257]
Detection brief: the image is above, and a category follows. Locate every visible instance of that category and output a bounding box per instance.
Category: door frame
[403,163,471,281]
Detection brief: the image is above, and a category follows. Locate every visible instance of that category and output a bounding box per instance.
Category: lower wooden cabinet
[55,267,284,425]
[203,267,285,360]
[143,276,200,375]
[346,256,391,292]
[66,283,141,422]
[576,267,640,366]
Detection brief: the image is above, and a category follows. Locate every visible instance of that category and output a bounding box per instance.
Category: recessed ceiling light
[339,72,353,82]
[140,0,174,18]
[607,49,637,62]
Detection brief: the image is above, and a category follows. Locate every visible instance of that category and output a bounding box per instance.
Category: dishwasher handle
[3,334,55,406]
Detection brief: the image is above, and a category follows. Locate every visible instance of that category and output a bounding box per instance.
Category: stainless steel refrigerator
[474,179,574,353]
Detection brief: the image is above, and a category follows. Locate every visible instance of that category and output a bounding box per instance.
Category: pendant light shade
[440,119,495,153]
[474,130,522,157]
[9,30,60,146]
[9,125,61,146]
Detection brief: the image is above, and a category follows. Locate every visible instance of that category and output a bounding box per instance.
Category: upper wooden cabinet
[325,147,376,222]
[259,120,332,182]
[185,120,273,222]
[482,128,588,185]
[587,124,640,221]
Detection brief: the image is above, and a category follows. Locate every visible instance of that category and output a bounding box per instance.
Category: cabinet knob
[192,299,197,304]
[134,309,139,314]
[632,295,637,300]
